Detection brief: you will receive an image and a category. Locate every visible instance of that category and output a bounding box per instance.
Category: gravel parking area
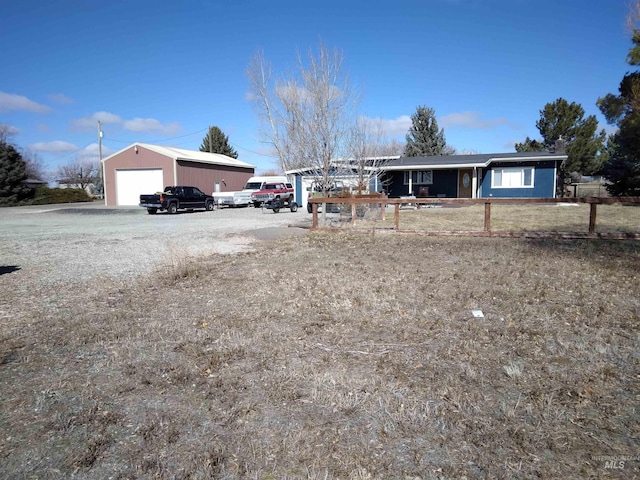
[0,202,310,284]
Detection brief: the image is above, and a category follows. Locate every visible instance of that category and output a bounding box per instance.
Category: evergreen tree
[200,126,239,159]
[404,106,448,156]
[515,137,546,152]
[536,98,606,175]
[0,140,33,205]
[597,6,640,196]
[514,98,606,182]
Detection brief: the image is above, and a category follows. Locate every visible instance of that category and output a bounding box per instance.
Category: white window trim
[403,170,433,185]
[491,166,535,189]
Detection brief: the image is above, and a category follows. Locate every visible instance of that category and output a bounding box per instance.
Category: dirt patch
[243,226,310,241]
[1,233,638,479]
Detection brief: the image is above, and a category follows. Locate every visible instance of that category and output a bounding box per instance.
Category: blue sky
[0,0,631,175]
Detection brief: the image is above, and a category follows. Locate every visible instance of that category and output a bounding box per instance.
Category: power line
[150,128,208,144]
[50,140,101,163]
[102,127,209,145]
[230,142,278,158]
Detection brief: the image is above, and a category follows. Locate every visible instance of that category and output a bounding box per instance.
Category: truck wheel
[205,201,214,211]
[272,199,281,213]
[290,202,298,212]
[147,208,157,215]
[253,202,262,208]
[307,203,313,213]
[167,203,178,214]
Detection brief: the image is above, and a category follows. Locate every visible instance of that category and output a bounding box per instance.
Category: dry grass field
[330,203,640,235]
[1,227,639,478]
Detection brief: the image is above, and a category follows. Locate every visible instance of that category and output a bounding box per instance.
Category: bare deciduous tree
[22,149,48,182]
[56,160,99,193]
[246,42,360,193]
[347,117,397,193]
[0,124,19,143]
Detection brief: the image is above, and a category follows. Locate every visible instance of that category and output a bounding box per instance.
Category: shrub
[29,186,93,205]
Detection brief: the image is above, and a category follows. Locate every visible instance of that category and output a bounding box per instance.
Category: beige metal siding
[176,161,254,195]
[103,146,175,206]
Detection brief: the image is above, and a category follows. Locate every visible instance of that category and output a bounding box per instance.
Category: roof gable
[103,142,255,169]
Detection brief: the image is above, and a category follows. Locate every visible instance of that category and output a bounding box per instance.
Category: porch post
[472,167,478,199]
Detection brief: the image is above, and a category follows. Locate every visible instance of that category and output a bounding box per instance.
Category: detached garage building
[102,143,255,206]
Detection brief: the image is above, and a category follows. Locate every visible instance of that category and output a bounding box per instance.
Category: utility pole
[98,120,104,202]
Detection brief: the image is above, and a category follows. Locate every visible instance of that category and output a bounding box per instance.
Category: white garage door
[116,169,164,206]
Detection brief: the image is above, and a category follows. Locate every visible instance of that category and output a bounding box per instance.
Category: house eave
[381,154,568,171]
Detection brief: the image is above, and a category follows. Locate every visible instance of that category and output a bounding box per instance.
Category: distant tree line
[0,126,96,206]
[6,3,639,203]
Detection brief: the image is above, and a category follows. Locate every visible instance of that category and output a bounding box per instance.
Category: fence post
[312,203,318,229]
[589,203,597,233]
[394,203,400,230]
[352,201,357,222]
[484,202,492,232]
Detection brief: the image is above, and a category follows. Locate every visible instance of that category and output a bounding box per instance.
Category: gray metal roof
[103,142,255,169]
[383,152,567,170]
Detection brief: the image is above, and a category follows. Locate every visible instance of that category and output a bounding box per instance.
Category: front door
[458,169,473,198]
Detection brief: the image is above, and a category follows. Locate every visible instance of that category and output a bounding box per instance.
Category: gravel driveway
[0,202,310,284]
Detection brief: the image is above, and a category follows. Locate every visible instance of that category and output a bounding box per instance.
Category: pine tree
[515,137,546,152]
[0,140,33,205]
[597,4,640,196]
[535,98,606,175]
[404,106,448,156]
[200,126,239,159]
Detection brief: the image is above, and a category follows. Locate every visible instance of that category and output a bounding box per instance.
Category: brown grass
[331,203,640,234]
[1,232,639,479]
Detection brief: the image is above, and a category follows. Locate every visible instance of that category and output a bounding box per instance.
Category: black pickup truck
[139,186,215,214]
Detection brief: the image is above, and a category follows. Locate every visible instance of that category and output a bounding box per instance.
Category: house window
[403,170,433,185]
[491,167,534,188]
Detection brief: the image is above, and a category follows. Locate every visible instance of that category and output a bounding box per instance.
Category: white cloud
[0,92,51,113]
[75,143,114,160]
[71,111,182,135]
[244,91,258,102]
[439,111,519,130]
[503,140,519,150]
[28,141,79,152]
[48,93,75,105]
[71,111,123,130]
[361,115,412,137]
[123,118,182,135]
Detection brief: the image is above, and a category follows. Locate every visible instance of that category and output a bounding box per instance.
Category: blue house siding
[481,160,557,198]
[287,153,565,201]
[294,175,303,205]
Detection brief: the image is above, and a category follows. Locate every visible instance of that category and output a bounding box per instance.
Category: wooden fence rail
[308,196,640,239]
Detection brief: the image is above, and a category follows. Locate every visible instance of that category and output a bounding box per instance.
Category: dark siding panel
[176,161,254,195]
[431,170,458,197]
[383,169,459,197]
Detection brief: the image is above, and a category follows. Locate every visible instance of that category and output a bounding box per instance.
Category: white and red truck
[250,181,298,213]
[211,175,289,208]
